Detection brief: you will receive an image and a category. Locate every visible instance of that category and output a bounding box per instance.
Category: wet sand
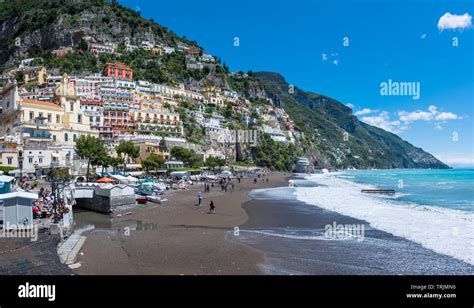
[231,175,474,275]
[74,172,289,275]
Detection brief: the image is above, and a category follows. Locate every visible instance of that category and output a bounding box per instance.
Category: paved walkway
[0,230,73,275]
[57,233,87,265]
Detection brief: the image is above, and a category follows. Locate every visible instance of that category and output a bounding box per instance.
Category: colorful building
[103,62,133,80]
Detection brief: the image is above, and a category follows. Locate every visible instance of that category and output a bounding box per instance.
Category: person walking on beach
[198,191,203,207]
[210,200,215,214]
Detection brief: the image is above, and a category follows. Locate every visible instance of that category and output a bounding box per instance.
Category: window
[70,102,74,112]
[64,133,68,142]
[90,116,93,123]
[47,113,52,122]
[39,112,43,119]
[28,157,33,164]
[73,134,77,142]
[53,135,56,142]
[56,115,60,123]
[39,157,43,164]
[7,157,13,165]
[78,114,82,123]
[29,111,34,120]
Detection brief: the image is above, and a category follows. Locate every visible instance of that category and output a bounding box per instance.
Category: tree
[116,141,140,173]
[75,135,107,181]
[159,138,168,152]
[14,71,25,83]
[109,156,123,173]
[170,146,199,166]
[204,156,226,171]
[224,102,233,118]
[142,153,165,173]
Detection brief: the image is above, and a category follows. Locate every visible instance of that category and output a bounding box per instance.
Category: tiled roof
[22,99,63,109]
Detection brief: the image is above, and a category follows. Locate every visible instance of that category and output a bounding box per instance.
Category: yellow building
[0,139,19,168]
[131,110,183,137]
[151,47,163,56]
[133,141,170,162]
[23,66,47,85]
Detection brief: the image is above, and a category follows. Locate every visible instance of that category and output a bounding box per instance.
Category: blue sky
[120,0,473,167]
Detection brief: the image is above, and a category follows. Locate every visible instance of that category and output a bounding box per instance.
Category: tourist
[198,191,202,207]
[210,200,215,214]
[33,204,40,219]
[254,178,257,184]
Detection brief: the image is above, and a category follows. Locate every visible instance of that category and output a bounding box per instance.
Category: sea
[230,169,474,275]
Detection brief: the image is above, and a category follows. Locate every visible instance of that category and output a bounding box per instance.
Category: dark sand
[74,172,290,275]
[232,176,474,275]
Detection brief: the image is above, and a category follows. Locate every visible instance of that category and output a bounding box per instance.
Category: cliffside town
[0,43,299,175]
[0,0,449,174]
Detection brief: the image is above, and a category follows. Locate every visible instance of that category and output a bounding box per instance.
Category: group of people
[32,196,53,219]
[218,177,235,192]
[32,187,67,220]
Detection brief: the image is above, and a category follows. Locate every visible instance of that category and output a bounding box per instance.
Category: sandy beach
[73,172,290,275]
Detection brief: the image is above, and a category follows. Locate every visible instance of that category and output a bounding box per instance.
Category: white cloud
[333,59,339,66]
[438,12,472,31]
[398,105,460,124]
[358,105,461,134]
[435,112,459,121]
[361,111,404,133]
[354,108,378,116]
[322,53,327,61]
[346,103,354,109]
[420,33,427,39]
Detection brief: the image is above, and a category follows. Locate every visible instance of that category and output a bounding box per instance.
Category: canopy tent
[127,171,145,177]
[110,174,138,184]
[96,177,114,183]
[0,175,15,183]
[8,169,21,176]
[126,176,139,184]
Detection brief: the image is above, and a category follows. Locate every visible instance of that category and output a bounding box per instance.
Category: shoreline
[233,174,474,275]
[73,172,290,275]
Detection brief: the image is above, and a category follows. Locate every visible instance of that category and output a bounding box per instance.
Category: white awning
[0,175,15,182]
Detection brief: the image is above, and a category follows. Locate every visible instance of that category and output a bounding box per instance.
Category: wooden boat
[146,195,161,204]
[136,196,148,204]
[361,189,395,196]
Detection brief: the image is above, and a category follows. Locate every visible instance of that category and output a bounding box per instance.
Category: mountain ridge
[254,71,449,169]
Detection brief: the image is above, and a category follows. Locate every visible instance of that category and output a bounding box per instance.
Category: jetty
[361,189,395,196]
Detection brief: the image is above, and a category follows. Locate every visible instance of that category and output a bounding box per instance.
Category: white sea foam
[295,173,474,265]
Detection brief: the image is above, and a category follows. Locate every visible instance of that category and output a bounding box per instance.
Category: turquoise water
[339,169,474,212]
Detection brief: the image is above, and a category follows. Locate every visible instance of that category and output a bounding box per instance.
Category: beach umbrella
[96,177,114,183]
